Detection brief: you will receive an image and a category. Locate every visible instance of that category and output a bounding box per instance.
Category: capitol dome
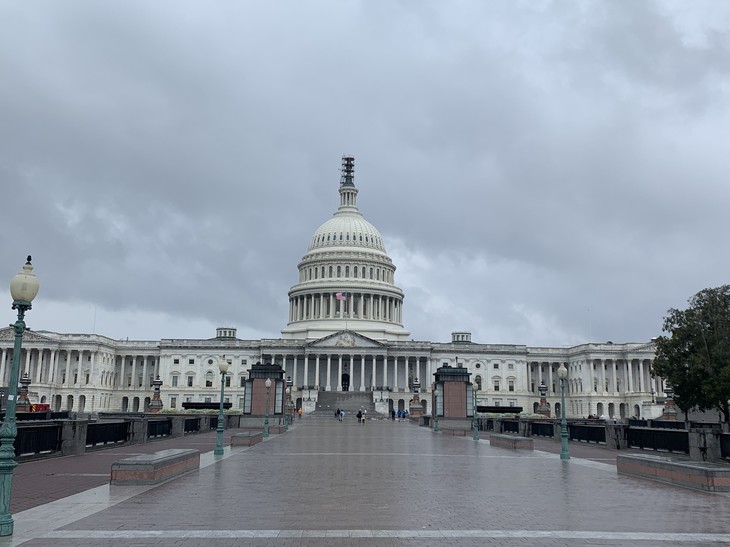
[281,156,410,341]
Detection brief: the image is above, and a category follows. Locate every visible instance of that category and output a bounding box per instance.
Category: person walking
[339,409,344,421]
[356,410,362,423]
[391,409,396,421]
[298,408,303,420]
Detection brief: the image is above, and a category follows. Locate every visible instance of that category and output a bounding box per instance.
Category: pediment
[307,331,385,350]
[0,326,56,344]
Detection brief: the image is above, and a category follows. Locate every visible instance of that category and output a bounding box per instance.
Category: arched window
[205,371,214,387]
[345,266,349,277]
[329,266,333,278]
[474,375,482,390]
[337,266,341,277]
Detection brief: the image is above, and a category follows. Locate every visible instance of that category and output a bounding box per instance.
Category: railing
[531,422,554,438]
[0,411,70,422]
[15,424,62,458]
[86,421,129,447]
[501,420,519,434]
[147,419,172,439]
[184,417,201,434]
[569,423,606,444]
[650,420,685,430]
[627,427,689,453]
[210,416,218,430]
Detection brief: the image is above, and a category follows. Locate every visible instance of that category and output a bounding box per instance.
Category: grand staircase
[312,391,378,416]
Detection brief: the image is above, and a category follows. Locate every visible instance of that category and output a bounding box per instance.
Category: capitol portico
[0,157,662,421]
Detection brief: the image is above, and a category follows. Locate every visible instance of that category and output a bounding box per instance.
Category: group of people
[333,408,368,423]
[391,409,409,421]
[334,408,344,421]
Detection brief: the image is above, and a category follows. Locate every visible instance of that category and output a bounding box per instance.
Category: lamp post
[214,358,230,456]
[433,393,439,432]
[284,386,291,430]
[557,363,570,460]
[263,377,272,438]
[472,383,479,441]
[0,256,40,536]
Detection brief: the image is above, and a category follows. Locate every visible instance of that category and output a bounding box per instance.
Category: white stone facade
[0,157,664,420]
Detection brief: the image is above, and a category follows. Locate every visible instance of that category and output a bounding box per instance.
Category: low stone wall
[490,433,534,450]
[110,448,200,486]
[617,453,730,492]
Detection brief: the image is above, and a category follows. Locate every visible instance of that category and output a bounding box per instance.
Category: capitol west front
[0,158,659,420]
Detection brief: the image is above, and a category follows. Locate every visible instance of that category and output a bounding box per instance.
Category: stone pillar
[326,355,332,391]
[360,355,365,391]
[393,357,399,392]
[303,356,309,389]
[315,355,320,389]
[337,355,343,391]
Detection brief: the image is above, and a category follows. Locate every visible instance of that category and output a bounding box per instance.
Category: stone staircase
[313,391,378,416]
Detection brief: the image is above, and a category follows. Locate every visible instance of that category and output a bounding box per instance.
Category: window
[205,397,211,403]
[173,359,180,365]
[240,376,246,387]
[508,379,515,392]
[493,363,499,370]
[208,359,213,365]
[189,359,195,365]
[225,376,231,388]
[85,374,90,384]
[187,376,193,387]
[494,400,501,407]
[493,379,500,391]
[241,359,247,365]
[170,397,177,409]
[74,373,78,384]
[172,376,178,387]
[508,363,514,370]
[206,371,214,387]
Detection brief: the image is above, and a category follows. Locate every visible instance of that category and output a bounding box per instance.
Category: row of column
[289,292,403,324]
[529,359,655,396]
[272,353,430,392]
[0,347,159,390]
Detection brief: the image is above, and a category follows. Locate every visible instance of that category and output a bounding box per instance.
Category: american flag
[335,292,348,301]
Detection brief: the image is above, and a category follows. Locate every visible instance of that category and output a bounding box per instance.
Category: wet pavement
[2,416,730,546]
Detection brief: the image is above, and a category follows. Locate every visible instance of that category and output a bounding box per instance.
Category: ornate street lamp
[0,256,40,536]
[472,383,479,441]
[214,358,230,456]
[263,377,272,438]
[557,363,570,460]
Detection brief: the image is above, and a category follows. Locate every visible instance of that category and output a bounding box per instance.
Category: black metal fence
[626,427,689,453]
[86,421,129,447]
[15,424,62,458]
[147,419,172,439]
[184,417,201,433]
[721,434,730,459]
[531,422,554,438]
[569,424,606,444]
[209,416,218,430]
[501,420,520,434]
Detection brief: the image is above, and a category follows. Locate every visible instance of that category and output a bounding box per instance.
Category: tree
[652,285,730,424]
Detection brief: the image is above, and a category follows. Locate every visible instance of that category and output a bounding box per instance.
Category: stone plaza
[3,417,730,546]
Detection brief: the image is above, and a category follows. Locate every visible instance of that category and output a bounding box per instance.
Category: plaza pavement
[2,416,730,546]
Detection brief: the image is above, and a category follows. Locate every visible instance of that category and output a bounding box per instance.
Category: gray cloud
[2,0,729,346]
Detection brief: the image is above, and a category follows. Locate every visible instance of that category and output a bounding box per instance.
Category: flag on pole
[336,292,348,301]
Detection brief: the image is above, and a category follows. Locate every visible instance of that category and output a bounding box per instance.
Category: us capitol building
[0,157,660,420]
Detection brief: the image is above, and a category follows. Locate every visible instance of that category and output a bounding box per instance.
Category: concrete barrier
[490,433,534,450]
[110,448,200,486]
[617,453,730,492]
[231,432,263,447]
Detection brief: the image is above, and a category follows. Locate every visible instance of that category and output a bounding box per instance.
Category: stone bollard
[61,420,88,456]
[689,428,722,462]
[171,416,185,437]
[604,424,628,450]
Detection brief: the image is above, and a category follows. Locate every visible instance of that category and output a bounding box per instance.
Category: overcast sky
[2,1,729,347]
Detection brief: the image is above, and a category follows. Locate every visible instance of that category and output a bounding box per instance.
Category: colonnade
[527,358,656,396]
[268,353,431,392]
[289,292,403,324]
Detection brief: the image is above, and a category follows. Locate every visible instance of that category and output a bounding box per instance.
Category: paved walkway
[2,417,730,546]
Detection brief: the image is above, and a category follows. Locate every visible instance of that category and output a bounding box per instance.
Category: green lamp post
[557,363,570,460]
[0,256,40,536]
[472,383,480,441]
[263,377,271,438]
[214,358,230,456]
